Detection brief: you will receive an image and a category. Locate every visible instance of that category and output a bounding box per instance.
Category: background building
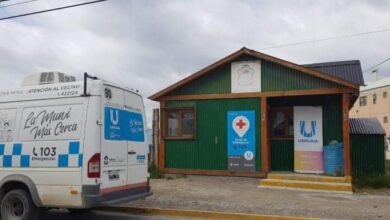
[350,77,390,141]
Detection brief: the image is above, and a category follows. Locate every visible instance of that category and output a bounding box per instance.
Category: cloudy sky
[1,0,390,127]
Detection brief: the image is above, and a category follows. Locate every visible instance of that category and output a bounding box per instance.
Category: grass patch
[353,175,390,189]
[352,160,390,189]
[149,165,163,179]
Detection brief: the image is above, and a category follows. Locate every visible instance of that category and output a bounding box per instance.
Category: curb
[97,206,321,220]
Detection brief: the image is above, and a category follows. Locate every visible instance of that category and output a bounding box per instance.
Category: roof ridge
[303,60,360,67]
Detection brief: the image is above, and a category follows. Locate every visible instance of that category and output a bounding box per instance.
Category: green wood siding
[261,60,341,91]
[268,95,343,171]
[165,98,261,171]
[168,65,231,96]
[167,58,342,96]
[270,140,294,171]
[351,134,386,177]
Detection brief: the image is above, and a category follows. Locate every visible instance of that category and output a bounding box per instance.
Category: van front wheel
[1,189,38,220]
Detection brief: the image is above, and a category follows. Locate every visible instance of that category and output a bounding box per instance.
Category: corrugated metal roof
[360,76,390,92]
[303,60,364,86]
[349,118,385,135]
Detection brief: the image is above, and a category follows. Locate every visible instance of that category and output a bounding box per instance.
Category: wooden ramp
[259,172,352,194]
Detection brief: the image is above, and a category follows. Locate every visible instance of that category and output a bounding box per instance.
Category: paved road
[39,209,192,220]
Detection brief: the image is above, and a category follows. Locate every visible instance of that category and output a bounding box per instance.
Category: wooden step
[259,179,352,193]
[267,173,351,183]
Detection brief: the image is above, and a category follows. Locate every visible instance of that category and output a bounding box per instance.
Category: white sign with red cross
[232,116,250,138]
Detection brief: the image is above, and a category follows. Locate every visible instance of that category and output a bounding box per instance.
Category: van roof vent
[22,72,76,86]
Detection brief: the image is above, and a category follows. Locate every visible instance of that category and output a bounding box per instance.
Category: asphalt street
[39,209,192,220]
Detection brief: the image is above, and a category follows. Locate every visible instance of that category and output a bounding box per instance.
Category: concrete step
[259,179,353,193]
[267,173,351,183]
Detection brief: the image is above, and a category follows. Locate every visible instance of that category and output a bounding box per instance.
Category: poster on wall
[293,106,324,173]
[231,60,261,93]
[227,111,256,172]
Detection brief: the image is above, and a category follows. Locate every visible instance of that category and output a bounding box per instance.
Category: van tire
[1,189,39,220]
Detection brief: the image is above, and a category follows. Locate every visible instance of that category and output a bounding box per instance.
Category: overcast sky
[1,0,390,127]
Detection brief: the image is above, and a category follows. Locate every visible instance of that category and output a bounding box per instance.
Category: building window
[270,108,293,139]
[384,92,387,99]
[384,116,388,124]
[373,94,377,104]
[164,108,195,139]
[359,96,367,106]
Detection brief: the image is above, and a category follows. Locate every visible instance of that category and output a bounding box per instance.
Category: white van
[0,74,151,219]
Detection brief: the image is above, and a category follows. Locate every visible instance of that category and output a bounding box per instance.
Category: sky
[1,0,390,127]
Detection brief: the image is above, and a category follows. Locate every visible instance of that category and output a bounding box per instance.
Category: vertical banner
[294,106,323,173]
[227,111,256,172]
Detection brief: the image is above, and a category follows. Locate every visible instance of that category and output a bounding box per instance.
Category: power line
[0,0,107,21]
[363,57,390,73]
[0,0,38,9]
[260,27,390,50]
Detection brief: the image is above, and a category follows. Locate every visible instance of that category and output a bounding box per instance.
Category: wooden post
[342,93,351,176]
[261,97,270,173]
[158,101,166,172]
[152,108,159,168]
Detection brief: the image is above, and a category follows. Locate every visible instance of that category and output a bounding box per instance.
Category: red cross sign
[232,116,250,138]
[236,119,246,129]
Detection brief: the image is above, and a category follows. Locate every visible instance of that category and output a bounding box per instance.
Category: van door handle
[128,151,136,155]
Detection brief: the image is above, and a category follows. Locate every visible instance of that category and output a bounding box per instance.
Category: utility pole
[152,109,159,168]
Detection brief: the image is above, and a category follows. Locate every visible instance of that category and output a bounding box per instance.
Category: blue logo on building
[299,120,317,138]
[298,120,319,143]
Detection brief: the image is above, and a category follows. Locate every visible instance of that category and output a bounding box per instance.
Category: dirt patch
[128,175,390,220]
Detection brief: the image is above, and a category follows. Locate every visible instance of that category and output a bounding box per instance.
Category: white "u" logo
[110,109,119,125]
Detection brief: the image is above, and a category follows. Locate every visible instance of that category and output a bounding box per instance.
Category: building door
[269,107,294,171]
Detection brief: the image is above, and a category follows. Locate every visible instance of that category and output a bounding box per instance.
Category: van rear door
[124,92,148,186]
[100,86,128,194]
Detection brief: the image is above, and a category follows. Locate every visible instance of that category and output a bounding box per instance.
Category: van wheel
[1,189,38,220]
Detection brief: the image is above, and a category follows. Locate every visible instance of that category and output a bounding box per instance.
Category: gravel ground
[128,175,390,220]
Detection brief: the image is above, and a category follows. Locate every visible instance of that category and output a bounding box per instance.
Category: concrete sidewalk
[126,175,390,220]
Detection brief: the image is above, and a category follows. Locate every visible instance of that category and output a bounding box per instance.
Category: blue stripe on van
[0,142,83,168]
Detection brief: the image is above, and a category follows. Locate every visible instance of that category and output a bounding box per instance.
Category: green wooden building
[150,47,373,179]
